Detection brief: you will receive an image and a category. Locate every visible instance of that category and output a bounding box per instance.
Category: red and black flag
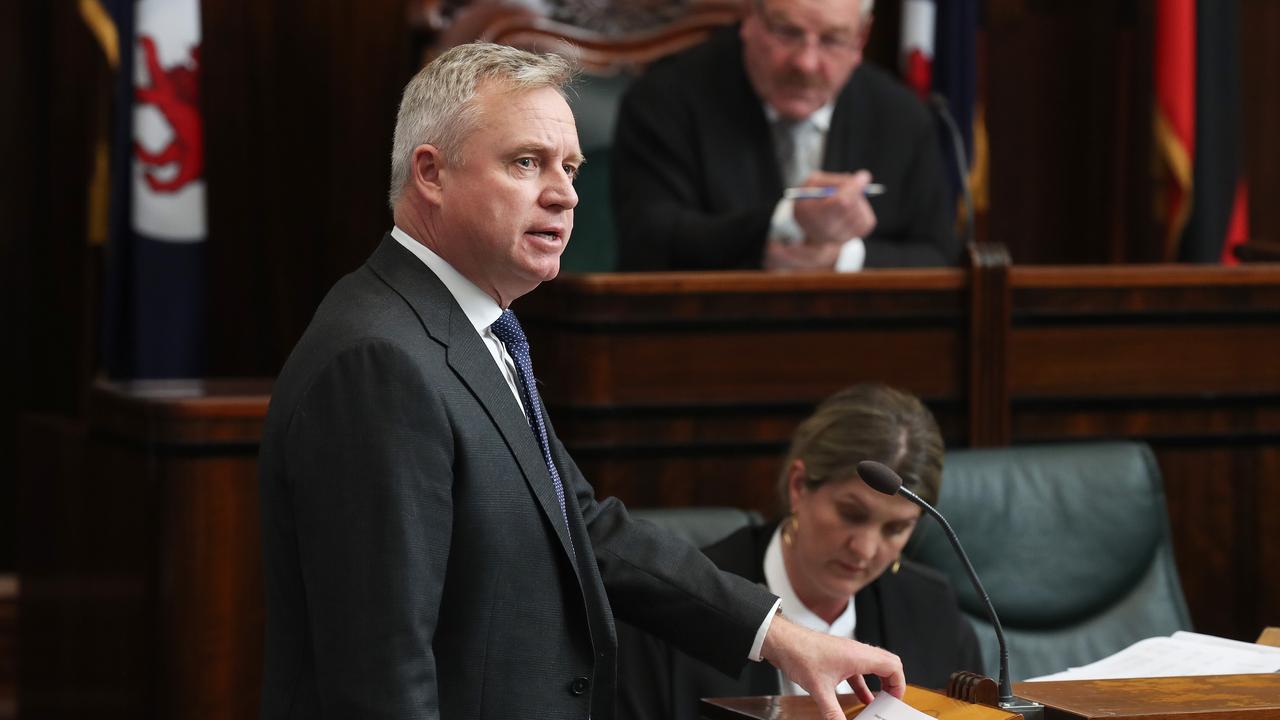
[899,0,984,216]
[92,0,208,379]
[1154,0,1250,264]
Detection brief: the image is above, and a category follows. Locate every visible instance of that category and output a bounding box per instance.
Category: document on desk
[850,692,933,720]
[1025,630,1280,682]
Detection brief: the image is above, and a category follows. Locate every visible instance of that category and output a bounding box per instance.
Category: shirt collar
[764,526,856,637]
[762,101,836,133]
[390,225,502,334]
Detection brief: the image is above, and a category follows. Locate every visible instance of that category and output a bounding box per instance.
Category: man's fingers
[880,668,907,699]
[811,686,847,720]
[869,649,906,699]
[849,673,874,704]
[803,170,850,185]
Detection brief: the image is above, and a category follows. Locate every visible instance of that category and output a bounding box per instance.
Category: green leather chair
[907,442,1192,682]
[562,73,639,272]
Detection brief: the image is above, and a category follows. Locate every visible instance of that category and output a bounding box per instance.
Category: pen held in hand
[784,183,885,200]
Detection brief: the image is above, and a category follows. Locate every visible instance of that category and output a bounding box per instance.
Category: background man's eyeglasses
[761,16,861,56]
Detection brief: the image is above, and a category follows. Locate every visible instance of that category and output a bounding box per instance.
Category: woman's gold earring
[782,514,799,546]
[891,557,901,574]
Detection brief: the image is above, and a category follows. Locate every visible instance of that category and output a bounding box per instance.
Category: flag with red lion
[102,0,207,378]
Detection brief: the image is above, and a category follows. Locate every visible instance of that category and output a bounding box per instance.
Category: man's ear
[854,13,873,57]
[412,144,446,206]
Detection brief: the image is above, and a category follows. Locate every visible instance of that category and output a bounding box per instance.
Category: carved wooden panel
[412,0,747,73]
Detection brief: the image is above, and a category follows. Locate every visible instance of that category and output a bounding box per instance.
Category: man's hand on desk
[763,237,843,270]
[760,613,906,720]
[793,170,878,245]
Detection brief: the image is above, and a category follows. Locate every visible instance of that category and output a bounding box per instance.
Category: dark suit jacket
[258,235,777,719]
[616,523,984,720]
[612,28,959,271]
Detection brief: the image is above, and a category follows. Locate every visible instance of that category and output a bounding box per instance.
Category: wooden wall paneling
[519,270,971,513]
[1156,446,1263,641]
[1256,448,1280,632]
[201,0,415,378]
[0,0,40,578]
[966,243,1012,446]
[155,455,263,720]
[18,417,152,720]
[18,382,269,720]
[1240,0,1280,247]
[4,0,106,573]
[985,0,1154,264]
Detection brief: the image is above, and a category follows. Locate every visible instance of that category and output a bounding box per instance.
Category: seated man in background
[617,384,982,720]
[612,0,959,272]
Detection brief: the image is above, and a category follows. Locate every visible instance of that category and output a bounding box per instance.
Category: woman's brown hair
[778,383,944,513]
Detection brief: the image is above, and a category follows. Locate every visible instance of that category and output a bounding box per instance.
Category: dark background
[3,0,1279,573]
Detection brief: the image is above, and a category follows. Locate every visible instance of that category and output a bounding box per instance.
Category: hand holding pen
[784,183,884,200]
[788,170,879,244]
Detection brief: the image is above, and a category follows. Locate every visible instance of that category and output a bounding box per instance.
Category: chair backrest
[906,441,1192,682]
[412,0,748,271]
[628,506,763,549]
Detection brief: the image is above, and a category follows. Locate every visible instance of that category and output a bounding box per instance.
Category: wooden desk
[701,686,1020,720]
[18,380,269,720]
[1014,674,1280,720]
[701,675,1280,720]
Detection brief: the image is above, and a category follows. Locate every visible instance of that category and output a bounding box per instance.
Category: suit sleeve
[863,109,963,268]
[283,340,452,718]
[548,431,777,676]
[611,73,774,271]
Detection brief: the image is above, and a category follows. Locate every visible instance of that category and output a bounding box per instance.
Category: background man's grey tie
[489,309,573,545]
[772,118,817,188]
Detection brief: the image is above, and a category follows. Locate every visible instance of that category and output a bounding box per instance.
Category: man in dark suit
[613,0,959,271]
[259,42,904,720]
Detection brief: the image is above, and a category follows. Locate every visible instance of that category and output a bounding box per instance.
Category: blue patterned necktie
[489,309,572,544]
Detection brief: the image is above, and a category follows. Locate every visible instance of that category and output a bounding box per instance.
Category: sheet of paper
[1024,634,1280,682]
[850,691,934,720]
[1172,630,1280,656]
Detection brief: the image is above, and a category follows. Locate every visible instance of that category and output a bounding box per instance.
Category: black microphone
[927,92,976,249]
[858,460,1041,717]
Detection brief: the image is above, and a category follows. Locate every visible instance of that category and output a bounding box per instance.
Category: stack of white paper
[851,692,935,720]
[1025,631,1280,682]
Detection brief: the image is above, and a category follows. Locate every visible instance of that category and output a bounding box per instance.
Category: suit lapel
[366,235,577,561]
[825,67,869,172]
[708,30,785,207]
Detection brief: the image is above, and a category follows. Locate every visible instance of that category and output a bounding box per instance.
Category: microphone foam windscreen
[857,460,904,496]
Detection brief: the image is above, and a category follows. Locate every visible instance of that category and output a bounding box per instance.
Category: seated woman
[617,384,982,720]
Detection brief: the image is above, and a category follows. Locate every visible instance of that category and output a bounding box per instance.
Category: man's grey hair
[752,0,875,18]
[388,42,576,211]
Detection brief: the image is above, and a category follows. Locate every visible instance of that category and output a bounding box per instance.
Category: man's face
[434,83,582,307]
[741,0,868,121]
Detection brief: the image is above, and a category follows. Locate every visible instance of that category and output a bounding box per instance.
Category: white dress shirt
[763,527,857,695]
[765,103,867,272]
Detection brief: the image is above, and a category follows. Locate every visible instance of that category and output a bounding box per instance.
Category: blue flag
[899,0,979,206]
[931,0,978,176]
[102,0,207,379]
